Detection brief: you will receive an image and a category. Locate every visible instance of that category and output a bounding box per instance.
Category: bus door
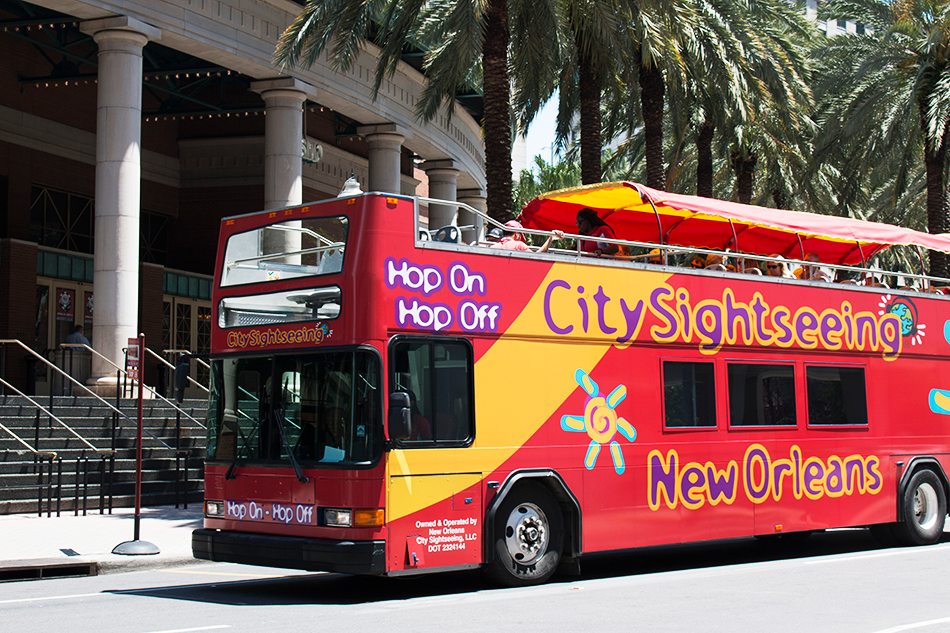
[386,336,481,572]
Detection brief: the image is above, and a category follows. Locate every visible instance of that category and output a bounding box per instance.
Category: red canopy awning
[520,181,950,265]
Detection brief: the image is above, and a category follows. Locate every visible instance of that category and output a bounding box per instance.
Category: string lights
[1,20,79,32]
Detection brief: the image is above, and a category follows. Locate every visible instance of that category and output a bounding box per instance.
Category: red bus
[193,183,950,585]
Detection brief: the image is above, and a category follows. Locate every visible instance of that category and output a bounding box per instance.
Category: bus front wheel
[893,470,947,546]
[486,482,563,587]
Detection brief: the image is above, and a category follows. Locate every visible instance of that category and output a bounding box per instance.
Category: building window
[663,361,716,428]
[806,366,868,425]
[389,337,474,446]
[141,211,171,265]
[836,18,848,30]
[856,23,865,35]
[728,363,796,426]
[30,186,94,253]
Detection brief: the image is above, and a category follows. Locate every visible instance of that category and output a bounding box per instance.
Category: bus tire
[485,482,563,587]
[892,470,947,546]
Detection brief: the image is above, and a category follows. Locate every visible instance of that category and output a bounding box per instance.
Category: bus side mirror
[388,391,412,444]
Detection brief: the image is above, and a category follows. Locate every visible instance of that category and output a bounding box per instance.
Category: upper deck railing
[414,196,950,295]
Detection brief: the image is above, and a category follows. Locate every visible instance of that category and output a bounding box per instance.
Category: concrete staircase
[0,395,207,515]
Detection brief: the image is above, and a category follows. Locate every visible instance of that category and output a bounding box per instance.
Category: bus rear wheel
[892,470,947,546]
[486,482,563,587]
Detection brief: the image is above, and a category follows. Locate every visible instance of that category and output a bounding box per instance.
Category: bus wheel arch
[483,470,581,585]
[892,458,948,546]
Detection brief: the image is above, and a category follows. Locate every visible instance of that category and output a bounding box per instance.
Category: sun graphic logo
[878,294,926,345]
[560,369,636,475]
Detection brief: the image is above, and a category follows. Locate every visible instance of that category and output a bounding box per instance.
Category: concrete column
[357,124,405,194]
[80,17,160,392]
[458,187,488,244]
[423,160,459,231]
[251,78,314,258]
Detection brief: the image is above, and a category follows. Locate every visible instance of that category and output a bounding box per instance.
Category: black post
[56,457,62,517]
[183,451,189,510]
[108,454,115,514]
[73,456,80,516]
[99,456,105,514]
[33,411,40,473]
[175,408,182,508]
[36,457,44,517]
[82,455,88,516]
[46,457,52,518]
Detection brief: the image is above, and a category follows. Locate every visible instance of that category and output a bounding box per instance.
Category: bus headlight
[323,508,352,527]
[205,500,225,517]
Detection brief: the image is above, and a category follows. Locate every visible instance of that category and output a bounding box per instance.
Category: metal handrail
[142,347,209,394]
[0,377,108,455]
[163,349,210,371]
[1,340,174,449]
[414,197,950,291]
[0,418,57,460]
[4,340,128,421]
[61,342,205,429]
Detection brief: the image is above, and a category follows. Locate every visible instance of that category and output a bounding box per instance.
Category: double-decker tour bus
[193,181,950,585]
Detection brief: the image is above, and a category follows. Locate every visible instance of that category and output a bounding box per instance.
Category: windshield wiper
[273,396,308,483]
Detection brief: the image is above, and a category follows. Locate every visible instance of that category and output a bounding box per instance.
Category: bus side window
[806,365,868,425]
[727,363,797,427]
[663,361,717,428]
[390,337,474,446]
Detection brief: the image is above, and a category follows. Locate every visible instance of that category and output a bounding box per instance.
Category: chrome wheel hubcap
[912,483,939,531]
[504,502,548,565]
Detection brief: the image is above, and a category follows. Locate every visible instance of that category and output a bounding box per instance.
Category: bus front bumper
[192,528,386,575]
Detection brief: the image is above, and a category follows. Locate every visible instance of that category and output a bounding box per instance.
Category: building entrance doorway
[34,278,94,395]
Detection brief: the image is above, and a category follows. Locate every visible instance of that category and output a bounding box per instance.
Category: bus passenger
[801,253,833,282]
[575,208,620,256]
[491,220,563,253]
[765,255,793,278]
[705,253,733,271]
[688,254,706,269]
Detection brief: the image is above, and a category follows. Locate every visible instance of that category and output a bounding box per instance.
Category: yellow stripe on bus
[387,263,670,521]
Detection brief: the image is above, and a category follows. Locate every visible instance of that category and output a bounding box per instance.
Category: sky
[523,96,559,168]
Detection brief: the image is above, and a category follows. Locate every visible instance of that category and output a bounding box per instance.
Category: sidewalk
[0,505,204,576]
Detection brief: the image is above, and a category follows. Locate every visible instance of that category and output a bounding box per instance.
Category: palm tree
[813,0,950,276]
[683,0,815,202]
[275,0,557,221]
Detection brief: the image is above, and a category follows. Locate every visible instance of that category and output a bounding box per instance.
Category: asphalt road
[2,527,949,633]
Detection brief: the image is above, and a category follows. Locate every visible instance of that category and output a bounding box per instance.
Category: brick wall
[0,239,38,391]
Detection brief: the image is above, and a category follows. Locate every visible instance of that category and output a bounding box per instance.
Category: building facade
[0,0,487,394]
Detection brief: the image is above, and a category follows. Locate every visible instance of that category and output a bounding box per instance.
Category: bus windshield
[221,215,348,287]
[207,350,381,467]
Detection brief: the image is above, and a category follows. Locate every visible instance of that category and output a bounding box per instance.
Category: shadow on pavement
[110,527,950,607]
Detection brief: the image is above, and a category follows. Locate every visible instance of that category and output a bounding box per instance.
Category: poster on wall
[56,288,75,322]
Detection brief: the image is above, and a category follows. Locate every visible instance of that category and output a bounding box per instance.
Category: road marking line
[0,592,101,605]
[140,627,230,633]
[869,616,950,633]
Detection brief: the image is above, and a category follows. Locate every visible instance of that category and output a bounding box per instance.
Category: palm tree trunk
[578,46,602,185]
[696,119,714,198]
[637,46,665,190]
[483,0,513,220]
[731,151,756,204]
[772,189,787,210]
[924,130,948,277]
